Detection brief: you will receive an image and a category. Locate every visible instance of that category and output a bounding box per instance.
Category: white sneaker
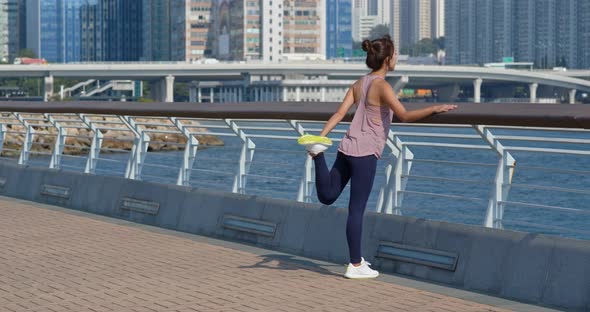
[305,143,330,154]
[297,134,332,155]
[344,257,379,279]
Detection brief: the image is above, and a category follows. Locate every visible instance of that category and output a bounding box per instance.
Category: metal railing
[0,103,589,241]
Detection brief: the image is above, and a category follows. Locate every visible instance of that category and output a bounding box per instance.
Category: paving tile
[0,198,513,312]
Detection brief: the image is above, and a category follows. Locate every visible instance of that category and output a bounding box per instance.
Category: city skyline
[445,0,590,68]
[0,0,588,69]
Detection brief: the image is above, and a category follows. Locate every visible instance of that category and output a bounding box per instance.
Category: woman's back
[339,74,393,159]
[351,76,388,108]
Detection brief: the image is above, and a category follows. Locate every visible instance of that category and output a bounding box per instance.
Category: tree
[352,41,362,51]
[401,38,438,56]
[368,24,390,40]
[174,83,189,102]
[17,49,37,58]
[433,37,445,50]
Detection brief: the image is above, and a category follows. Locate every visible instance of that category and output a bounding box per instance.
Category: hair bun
[361,40,372,52]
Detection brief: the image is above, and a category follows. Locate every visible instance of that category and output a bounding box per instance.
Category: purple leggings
[313,152,378,264]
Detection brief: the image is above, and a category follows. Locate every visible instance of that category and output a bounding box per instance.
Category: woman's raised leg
[313,152,351,205]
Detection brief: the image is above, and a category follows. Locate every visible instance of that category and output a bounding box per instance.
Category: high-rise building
[533,0,556,68]
[352,0,369,41]
[391,0,401,46]
[367,0,377,15]
[0,0,20,62]
[326,0,352,59]
[80,1,102,61]
[352,0,388,42]
[102,0,143,61]
[262,0,283,62]
[210,0,260,61]
[80,0,143,62]
[64,0,84,62]
[491,0,512,61]
[512,0,535,64]
[445,0,513,65]
[18,0,25,52]
[26,0,92,63]
[474,0,492,64]
[353,13,378,42]
[283,0,324,59]
[140,0,213,62]
[431,0,444,38]
[415,0,431,41]
[26,0,64,62]
[444,0,475,64]
[579,0,590,69]
[555,0,577,68]
[210,0,325,62]
[376,0,390,27]
[391,0,432,50]
[446,0,588,68]
[182,0,213,61]
[143,0,172,61]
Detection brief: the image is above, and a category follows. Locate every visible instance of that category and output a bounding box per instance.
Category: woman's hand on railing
[432,104,458,114]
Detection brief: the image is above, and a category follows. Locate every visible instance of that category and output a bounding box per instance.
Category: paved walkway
[0,198,526,312]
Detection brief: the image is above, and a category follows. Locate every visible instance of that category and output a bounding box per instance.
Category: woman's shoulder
[370,77,391,90]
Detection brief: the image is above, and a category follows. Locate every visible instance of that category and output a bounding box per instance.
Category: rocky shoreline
[1,117,224,157]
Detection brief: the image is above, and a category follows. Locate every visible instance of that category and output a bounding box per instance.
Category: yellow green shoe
[297,134,332,154]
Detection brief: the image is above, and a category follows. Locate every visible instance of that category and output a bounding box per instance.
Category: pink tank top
[338,74,393,159]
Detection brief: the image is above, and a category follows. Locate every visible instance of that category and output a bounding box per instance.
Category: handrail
[0,101,588,129]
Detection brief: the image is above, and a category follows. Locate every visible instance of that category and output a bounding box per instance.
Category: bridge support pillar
[44,75,54,102]
[164,75,174,102]
[529,83,538,103]
[473,78,483,103]
[189,82,198,103]
[569,89,577,104]
[295,87,301,101]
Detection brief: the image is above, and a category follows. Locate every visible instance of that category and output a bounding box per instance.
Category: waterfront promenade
[0,196,556,312]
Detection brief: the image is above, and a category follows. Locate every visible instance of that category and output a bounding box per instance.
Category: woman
[298,35,457,279]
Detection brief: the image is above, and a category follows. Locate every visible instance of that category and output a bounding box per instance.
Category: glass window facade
[326,0,352,59]
[40,0,64,62]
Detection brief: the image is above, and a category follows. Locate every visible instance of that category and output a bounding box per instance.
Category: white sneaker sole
[304,143,330,154]
[344,272,379,279]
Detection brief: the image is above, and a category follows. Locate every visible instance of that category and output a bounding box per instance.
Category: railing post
[0,121,6,156]
[475,125,516,229]
[14,113,34,166]
[379,130,414,215]
[79,114,104,174]
[45,114,65,169]
[289,120,314,202]
[225,119,255,194]
[375,130,400,212]
[120,116,149,180]
[170,117,199,186]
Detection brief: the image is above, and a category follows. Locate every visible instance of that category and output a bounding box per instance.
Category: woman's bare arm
[377,80,456,122]
[319,86,356,136]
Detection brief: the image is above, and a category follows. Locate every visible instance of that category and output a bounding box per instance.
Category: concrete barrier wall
[1,162,589,311]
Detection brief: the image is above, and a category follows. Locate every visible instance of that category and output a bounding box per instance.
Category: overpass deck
[0,197,556,312]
